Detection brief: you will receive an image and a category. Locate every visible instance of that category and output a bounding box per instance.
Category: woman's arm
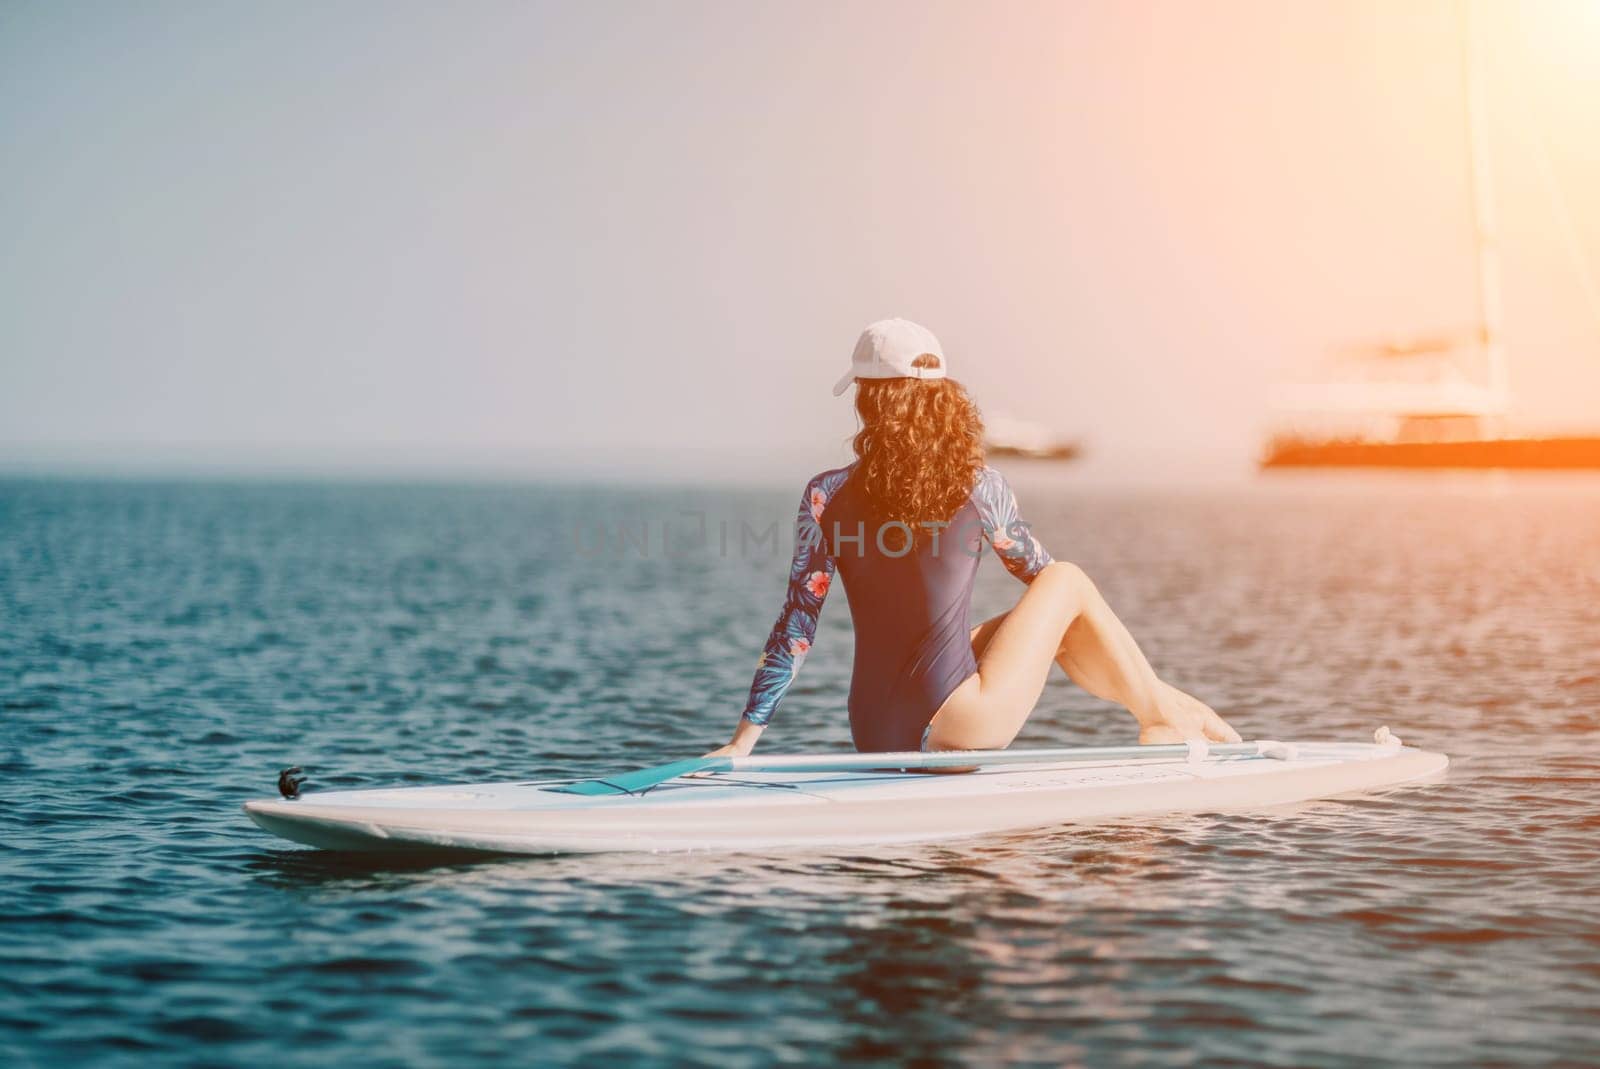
[710,468,847,755]
[972,466,1054,582]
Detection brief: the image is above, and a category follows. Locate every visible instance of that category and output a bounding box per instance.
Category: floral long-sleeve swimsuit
[740,463,1054,753]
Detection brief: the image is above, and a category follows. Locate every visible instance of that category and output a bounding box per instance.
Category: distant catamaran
[1261,0,1600,470]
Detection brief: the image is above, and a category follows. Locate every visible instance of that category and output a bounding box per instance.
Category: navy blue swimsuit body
[740,463,1053,753]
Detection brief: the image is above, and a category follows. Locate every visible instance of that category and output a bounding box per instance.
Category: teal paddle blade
[549,756,726,796]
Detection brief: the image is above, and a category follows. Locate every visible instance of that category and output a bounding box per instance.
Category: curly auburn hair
[850,354,986,544]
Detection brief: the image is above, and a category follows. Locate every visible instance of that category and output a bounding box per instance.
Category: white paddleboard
[244,738,1447,855]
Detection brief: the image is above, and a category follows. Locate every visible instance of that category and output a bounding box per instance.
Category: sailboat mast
[1460,0,1510,414]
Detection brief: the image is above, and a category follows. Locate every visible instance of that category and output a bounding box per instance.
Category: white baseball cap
[832,318,948,396]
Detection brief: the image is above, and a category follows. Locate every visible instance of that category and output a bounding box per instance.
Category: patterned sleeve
[740,468,849,726]
[972,466,1054,583]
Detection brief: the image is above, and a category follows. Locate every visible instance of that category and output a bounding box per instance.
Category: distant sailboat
[984,412,1081,461]
[1260,0,1600,470]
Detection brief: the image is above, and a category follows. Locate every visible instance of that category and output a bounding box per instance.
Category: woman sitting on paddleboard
[709,318,1241,758]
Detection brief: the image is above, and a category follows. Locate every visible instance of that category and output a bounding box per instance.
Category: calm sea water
[3,472,1598,1067]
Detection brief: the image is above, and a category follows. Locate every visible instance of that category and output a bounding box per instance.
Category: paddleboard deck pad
[244,735,1447,855]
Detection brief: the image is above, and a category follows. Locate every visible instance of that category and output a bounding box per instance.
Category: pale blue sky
[3,0,1597,481]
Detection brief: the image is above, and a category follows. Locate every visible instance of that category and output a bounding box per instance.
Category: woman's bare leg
[928,562,1240,750]
[928,562,1158,749]
[971,604,1240,745]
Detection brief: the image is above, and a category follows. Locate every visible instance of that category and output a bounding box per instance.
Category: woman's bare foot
[1138,722,1188,745]
[1137,681,1242,744]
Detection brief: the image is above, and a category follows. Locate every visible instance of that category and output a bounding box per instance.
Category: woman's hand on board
[689,739,756,778]
[707,717,764,757]
[700,742,753,759]
[691,719,764,774]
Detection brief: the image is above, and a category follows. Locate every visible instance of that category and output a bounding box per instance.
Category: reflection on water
[2,474,1598,1065]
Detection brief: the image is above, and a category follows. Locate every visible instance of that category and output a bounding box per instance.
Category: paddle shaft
[552,740,1282,796]
[725,741,1272,773]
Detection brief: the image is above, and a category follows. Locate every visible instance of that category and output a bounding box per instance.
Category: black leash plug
[277,767,306,799]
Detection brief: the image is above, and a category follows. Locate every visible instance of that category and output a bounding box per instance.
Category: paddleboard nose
[243,799,297,819]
